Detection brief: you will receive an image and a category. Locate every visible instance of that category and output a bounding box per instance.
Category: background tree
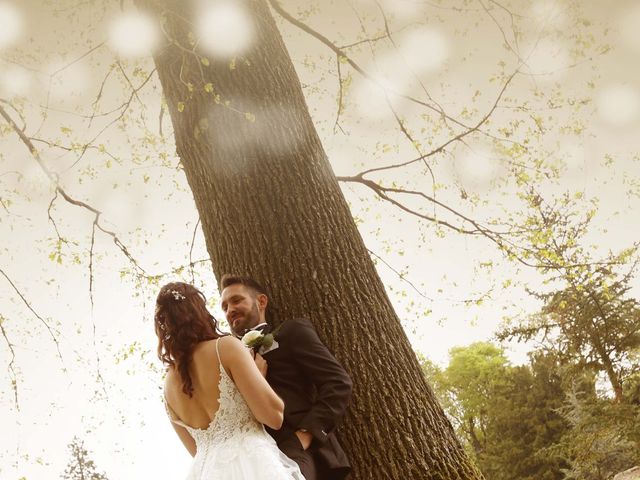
[61,437,109,480]
[425,344,570,480]
[497,191,640,401]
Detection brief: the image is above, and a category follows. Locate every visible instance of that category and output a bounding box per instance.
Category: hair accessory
[170,290,186,301]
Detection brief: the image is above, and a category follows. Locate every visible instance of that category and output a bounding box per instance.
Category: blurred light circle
[597,84,640,127]
[455,148,499,190]
[398,29,449,74]
[524,39,568,79]
[0,2,23,49]
[531,1,567,29]
[108,11,160,58]
[196,1,254,58]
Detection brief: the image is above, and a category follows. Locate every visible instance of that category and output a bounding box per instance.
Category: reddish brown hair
[154,282,224,396]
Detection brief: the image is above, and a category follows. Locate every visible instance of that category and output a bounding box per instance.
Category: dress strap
[215,337,222,366]
[215,337,230,379]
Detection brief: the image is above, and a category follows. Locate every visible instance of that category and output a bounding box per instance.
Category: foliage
[61,437,109,480]
[499,193,640,402]
[424,344,570,480]
[551,391,640,480]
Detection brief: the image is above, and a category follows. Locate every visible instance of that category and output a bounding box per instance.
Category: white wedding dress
[165,341,304,480]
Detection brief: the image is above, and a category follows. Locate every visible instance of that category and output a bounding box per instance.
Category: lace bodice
[182,363,264,446]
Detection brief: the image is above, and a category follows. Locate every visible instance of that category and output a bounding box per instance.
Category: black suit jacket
[262,318,352,479]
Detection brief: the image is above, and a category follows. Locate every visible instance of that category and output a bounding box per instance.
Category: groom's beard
[231,302,261,336]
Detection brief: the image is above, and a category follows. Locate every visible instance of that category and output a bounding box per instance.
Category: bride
[154,282,304,480]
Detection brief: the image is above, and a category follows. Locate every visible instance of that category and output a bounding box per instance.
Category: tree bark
[136,0,483,478]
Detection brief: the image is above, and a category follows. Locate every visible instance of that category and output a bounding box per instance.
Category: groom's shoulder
[275,317,311,336]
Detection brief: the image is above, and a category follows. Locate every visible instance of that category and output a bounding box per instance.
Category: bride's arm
[164,380,197,457]
[170,422,197,457]
[218,336,284,430]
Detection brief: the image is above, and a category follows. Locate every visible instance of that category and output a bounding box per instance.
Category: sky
[1,0,640,478]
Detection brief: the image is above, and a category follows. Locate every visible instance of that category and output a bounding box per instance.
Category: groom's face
[221,284,262,335]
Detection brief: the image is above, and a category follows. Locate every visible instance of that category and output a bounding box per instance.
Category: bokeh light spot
[524,39,568,79]
[597,84,640,127]
[107,11,160,58]
[0,1,23,50]
[196,1,254,59]
[397,28,449,74]
[530,1,567,29]
[455,147,500,191]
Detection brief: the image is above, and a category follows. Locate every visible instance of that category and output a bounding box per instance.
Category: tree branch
[0,267,64,365]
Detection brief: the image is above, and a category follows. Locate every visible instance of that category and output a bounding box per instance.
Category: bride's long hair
[154,282,225,396]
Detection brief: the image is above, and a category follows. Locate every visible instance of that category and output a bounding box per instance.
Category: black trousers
[278,434,319,480]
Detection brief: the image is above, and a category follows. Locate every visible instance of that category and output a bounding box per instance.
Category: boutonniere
[241,323,283,355]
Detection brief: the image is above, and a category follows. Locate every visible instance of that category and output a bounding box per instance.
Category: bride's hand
[254,352,268,377]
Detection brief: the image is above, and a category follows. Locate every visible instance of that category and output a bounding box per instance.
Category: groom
[220,274,353,480]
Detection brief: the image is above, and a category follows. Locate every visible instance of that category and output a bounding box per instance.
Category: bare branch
[0,102,149,276]
[367,248,432,301]
[0,267,64,365]
[267,0,493,135]
[189,218,201,285]
[88,64,116,128]
[0,315,19,410]
[34,42,106,138]
[333,54,346,134]
[358,67,520,178]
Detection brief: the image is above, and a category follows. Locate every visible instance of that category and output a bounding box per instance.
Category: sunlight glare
[107,11,160,58]
[397,28,449,74]
[596,84,640,127]
[379,0,421,21]
[196,1,254,59]
[352,76,397,120]
[523,39,568,80]
[0,1,23,49]
[455,148,500,191]
[531,1,567,30]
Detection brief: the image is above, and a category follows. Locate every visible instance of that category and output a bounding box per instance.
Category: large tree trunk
[137,0,482,478]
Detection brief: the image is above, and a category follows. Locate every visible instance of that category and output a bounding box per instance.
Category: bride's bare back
[165,339,224,430]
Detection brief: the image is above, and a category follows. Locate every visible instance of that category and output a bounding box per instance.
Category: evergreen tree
[424,344,571,480]
[61,437,108,480]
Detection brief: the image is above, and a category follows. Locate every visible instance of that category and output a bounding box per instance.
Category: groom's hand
[294,429,313,450]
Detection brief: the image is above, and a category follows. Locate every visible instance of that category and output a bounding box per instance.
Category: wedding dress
[165,340,304,480]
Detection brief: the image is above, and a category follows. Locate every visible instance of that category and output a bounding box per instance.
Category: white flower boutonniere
[241,330,279,355]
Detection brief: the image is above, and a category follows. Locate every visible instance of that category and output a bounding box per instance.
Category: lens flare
[455,147,500,191]
[196,1,254,59]
[523,39,568,80]
[530,1,567,29]
[397,28,449,74]
[107,11,160,58]
[0,2,23,49]
[597,84,640,127]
